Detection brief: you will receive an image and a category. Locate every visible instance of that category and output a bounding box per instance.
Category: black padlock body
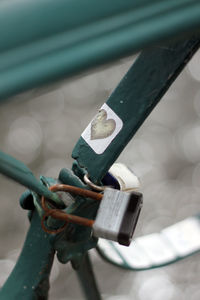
[118,191,143,246]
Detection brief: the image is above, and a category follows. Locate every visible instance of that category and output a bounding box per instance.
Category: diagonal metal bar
[0,150,63,206]
[72,36,200,182]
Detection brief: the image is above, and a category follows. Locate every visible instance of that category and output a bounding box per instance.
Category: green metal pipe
[0,210,54,300]
[0,150,64,207]
[74,253,102,300]
[0,0,195,52]
[72,36,200,181]
[0,0,198,72]
[0,0,200,99]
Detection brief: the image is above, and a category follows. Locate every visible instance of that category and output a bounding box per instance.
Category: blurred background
[0,49,200,299]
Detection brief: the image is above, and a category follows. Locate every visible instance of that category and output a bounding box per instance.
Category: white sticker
[82,103,123,154]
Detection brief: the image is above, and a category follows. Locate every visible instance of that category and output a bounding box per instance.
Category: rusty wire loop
[41,184,103,234]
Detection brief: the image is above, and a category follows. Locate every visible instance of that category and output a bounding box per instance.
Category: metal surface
[74,253,102,300]
[0,0,200,99]
[72,36,200,182]
[0,3,200,297]
[84,174,105,191]
[41,184,102,234]
[1,51,200,299]
[93,188,142,246]
[0,210,54,300]
[0,150,63,207]
[1,38,199,298]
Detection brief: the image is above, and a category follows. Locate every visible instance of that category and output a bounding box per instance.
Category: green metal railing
[0,0,200,99]
[0,1,200,299]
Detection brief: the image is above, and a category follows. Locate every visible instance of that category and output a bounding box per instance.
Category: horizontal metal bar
[0,0,200,99]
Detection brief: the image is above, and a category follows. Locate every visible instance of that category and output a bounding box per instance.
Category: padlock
[93,187,143,246]
[102,163,140,191]
[40,183,142,247]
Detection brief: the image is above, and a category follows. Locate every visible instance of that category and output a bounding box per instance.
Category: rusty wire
[41,184,102,234]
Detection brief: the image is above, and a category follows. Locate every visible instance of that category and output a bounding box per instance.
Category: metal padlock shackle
[41,184,102,234]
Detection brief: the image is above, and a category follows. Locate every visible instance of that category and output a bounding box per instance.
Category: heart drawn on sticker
[91,109,116,140]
